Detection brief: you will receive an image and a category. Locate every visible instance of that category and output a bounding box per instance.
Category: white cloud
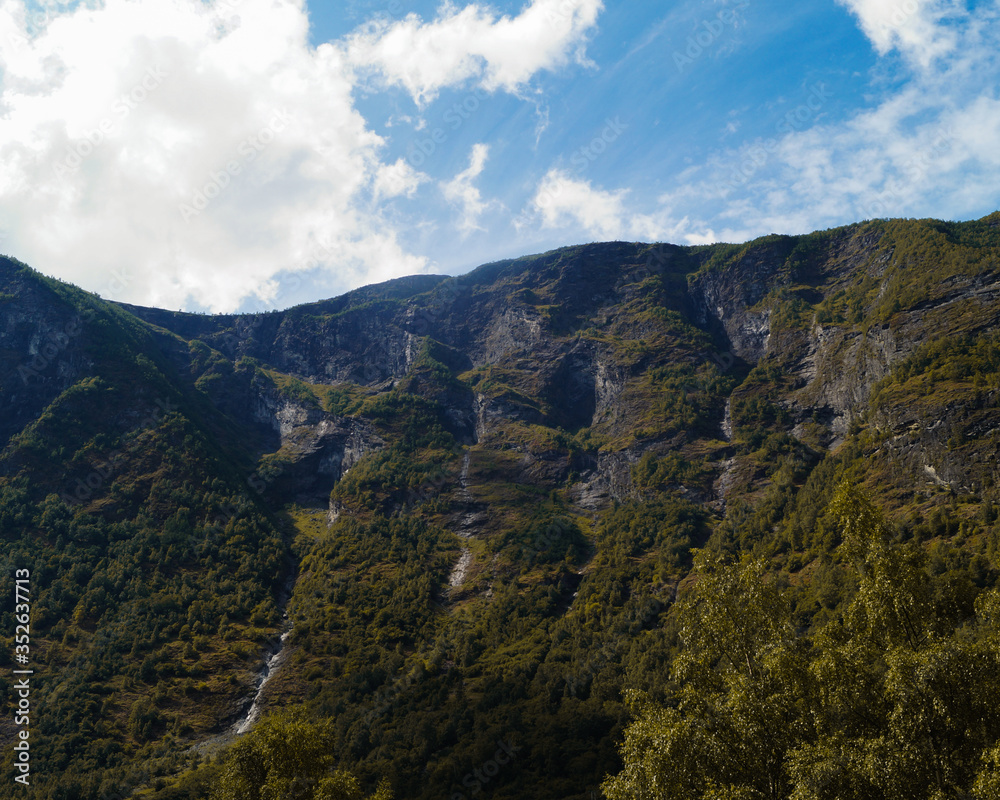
[532,170,627,240]
[374,157,427,200]
[344,0,603,104]
[528,170,717,245]
[700,0,1000,241]
[0,0,423,312]
[0,0,604,312]
[525,2,1000,250]
[835,0,963,68]
[441,143,491,232]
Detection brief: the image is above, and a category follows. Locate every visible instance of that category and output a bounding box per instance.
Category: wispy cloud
[442,143,493,233]
[524,0,1000,247]
[624,12,671,59]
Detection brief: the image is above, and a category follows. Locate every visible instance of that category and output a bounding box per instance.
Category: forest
[1,214,1000,798]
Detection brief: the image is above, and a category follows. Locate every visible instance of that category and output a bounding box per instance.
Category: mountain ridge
[3,212,1000,798]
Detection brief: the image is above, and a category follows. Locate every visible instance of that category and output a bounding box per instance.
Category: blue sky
[1,0,998,312]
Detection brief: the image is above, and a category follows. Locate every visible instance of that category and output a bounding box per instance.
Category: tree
[212,712,392,800]
[603,549,809,800]
[604,483,1000,800]
[791,484,1000,800]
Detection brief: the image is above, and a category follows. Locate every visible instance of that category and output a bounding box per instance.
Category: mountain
[2,213,1000,799]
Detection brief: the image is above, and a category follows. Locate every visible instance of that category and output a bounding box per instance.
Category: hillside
[2,213,1000,798]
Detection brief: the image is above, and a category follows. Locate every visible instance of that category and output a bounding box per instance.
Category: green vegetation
[211,713,392,800]
[331,391,457,514]
[4,215,1000,799]
[604,485,1000,800]
[0,391,286,798]
[261,367,369,416]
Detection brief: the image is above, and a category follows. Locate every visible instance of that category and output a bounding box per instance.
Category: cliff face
[0,265,95,452]
[248,378,385,506]
[5,214,997,534]
[93,215,1000,519]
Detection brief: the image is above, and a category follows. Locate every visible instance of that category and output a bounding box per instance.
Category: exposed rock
[448,548,474,589]
[250,379,384,506]
[569,450,638,510]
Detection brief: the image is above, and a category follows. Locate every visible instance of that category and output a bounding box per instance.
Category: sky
[0,0,998,313]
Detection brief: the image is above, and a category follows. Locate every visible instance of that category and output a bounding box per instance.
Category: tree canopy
[212,712,392,800]
[604,483,1000,800]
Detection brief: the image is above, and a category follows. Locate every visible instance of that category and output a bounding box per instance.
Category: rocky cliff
[96,213,999,521]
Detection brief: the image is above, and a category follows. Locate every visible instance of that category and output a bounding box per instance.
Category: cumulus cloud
[531,170,627,239]
[441,143,492,232]
[0,0,603,312]
[374,157,428,201]
[834,0,962,68]
[343,0,603,104]
[527,170,718,244]
[0,0,417,312]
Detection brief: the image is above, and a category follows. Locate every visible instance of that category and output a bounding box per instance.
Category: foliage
[6,216,1000,799]
[604,485,1000,800]
[331,391,457,513]
[212,712,392,800]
